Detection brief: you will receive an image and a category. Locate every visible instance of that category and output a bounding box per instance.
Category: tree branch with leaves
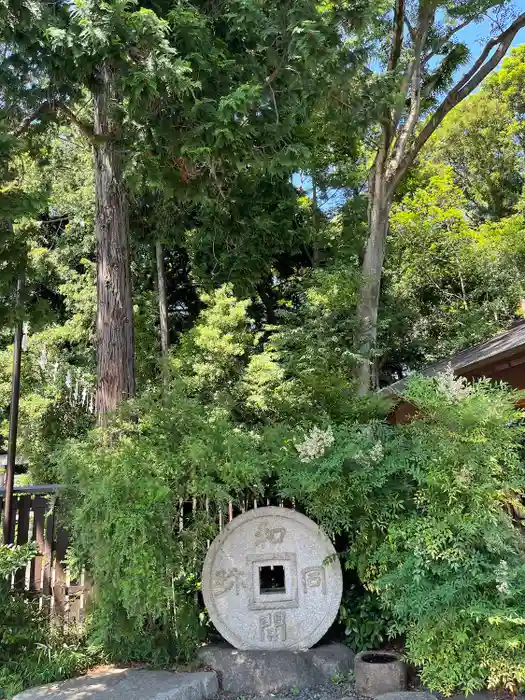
[356,0,525,393]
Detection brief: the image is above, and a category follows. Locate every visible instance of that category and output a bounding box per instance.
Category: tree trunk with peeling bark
[356,2,525,394]
[93,63,136,420]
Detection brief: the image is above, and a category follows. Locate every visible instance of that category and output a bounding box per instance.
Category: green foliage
[0,126,97,470]
[381,167,525,377]
[244,263,377,424]
[0,588,45,671]
[186,177,314,295]
[171,276,383,426]
[371,376,525,694]
[56,368,525,692]
[339,586,392,652]
[486,44,525,150]
[0,623,100,700]
[425,93,523,222]
[173,285,256,397]
[0,0,376,464]
[4,1,525,694]
[56,382,294,662]
[0,543,99,699]
[56,320,525,693]
[0,543,37,579]
[282,374,525,694]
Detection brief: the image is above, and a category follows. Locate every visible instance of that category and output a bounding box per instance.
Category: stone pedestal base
[197,642,355,695]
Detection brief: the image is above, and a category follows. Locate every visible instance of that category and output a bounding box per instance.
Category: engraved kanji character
[302,566,326,594]
[212,568,245,597]
[259,611,287,642]
[255,523,286,547]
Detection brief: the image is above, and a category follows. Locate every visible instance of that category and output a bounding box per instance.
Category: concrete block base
[13,668,219,700]
[197,642,355,695]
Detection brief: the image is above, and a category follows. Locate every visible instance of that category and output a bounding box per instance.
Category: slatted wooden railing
[0,485,88,622]
[1,486,294,622]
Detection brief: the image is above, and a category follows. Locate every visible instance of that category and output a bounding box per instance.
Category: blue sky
[462,1,525,43]
[295,2,525,209]
[458,1,525,72]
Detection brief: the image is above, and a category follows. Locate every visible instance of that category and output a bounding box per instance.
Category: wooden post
[3,277,24,544]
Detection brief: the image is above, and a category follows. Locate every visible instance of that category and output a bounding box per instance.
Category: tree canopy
[2,0,525,456]
[4,1,525,694]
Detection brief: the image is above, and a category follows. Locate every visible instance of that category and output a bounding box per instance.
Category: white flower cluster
[435,364,472,400]
[495,559,511,596]
[295,426,335,463]
[369,441,384,463]
[353,428,384,464]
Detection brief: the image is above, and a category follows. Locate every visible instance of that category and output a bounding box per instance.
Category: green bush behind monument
[54,373,525,694]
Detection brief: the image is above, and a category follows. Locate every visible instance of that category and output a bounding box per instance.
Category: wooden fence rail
[1,486,293,622]
[0,486,88,622]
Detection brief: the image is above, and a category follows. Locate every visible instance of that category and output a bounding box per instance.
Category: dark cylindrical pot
[354,650,407,697]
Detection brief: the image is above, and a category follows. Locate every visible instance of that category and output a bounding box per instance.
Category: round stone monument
[202,506,342,650]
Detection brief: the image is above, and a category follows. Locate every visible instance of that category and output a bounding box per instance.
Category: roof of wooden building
[380,320,525,398]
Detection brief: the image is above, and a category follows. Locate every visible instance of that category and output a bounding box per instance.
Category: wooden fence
[1,485,294,623]
[0,485,88,622]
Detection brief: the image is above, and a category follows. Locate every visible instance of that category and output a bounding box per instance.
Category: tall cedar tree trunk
[155,241,170,357]
[93,63,136,419]
[355,2,525,394]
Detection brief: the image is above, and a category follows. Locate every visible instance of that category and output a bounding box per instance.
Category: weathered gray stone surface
[202,506,343,650]
[375,693,437,700]
[197,642,354,695]
[354,651,407,698]
[13,668,218,700]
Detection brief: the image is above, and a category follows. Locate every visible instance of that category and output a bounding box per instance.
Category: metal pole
[3,277,24,544]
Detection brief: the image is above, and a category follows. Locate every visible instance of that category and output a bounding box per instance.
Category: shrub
[339,585,392,652]
[375,375,525,694]
[0,542,37,579]
[56,382,295,663]
[282,373,525,694]
[0,543,40,663]
[57,370,525,693]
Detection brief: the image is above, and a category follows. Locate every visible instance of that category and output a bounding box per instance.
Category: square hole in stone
[259,565,286,594]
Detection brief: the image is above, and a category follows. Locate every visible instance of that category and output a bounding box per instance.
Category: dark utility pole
[3,278,24,544]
